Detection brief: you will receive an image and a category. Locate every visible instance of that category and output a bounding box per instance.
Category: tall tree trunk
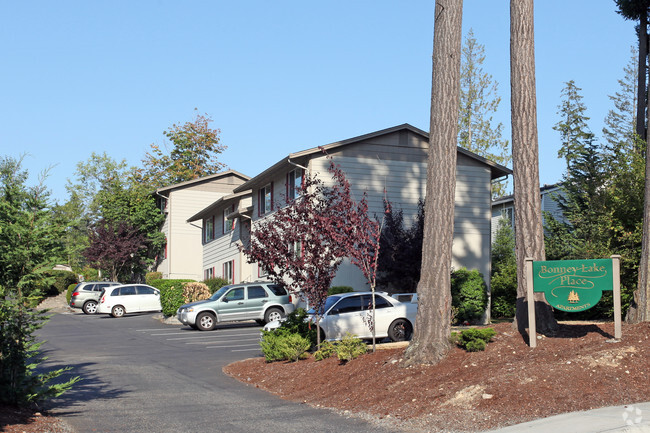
[403,0,463,366]
[628,77,650,323]
[636,12,647,142]
[510,0,557,337]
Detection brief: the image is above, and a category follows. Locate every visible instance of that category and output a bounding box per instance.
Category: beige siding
[165,189,227,280]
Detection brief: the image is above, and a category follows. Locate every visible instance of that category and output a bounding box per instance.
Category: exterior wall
[249,129,494,291]
[158,201,170,276]
[200,196,255,284]
[156,174,249,281]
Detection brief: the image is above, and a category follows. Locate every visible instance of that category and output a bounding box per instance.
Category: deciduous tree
[244,159,378,348]
[510,0,557,336]
[82,219,148,282]
[403,0,463,366]
[142,110,227,188]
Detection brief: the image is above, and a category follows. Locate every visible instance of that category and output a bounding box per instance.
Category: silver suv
[177,282,295,331]
[70,282,121,314]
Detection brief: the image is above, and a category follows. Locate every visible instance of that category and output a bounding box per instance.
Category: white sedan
[311,291,417,342]
[97,284,162,318]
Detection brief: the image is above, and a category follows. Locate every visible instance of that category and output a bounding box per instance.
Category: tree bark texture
[636,12,647,142]
[403,0,463,366]
[510,0,557,336]
[627,77,650,323]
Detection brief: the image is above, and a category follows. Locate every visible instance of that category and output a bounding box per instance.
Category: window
[223,260,234,283]
[266,284,287,296]
[204,216,215,243]
[258,264,269,278]
[224,287,244,301]
[259,183,273,215]
[331,296,363,314]
[247,286,267,299]
[205,267,214,280]
[287,168,304,201]
[119,286,136,296]
[136,286,156,295]
[223,205,235,234]
[288,240,302,258]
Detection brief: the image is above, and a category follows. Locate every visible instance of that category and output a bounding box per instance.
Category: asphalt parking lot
[38,311,394,433]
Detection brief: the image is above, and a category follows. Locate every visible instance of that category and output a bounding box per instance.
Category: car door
[245,285,269,319]
[323,295,367,340]
[135,285,160,312]
[370,294,397,338]
[216,287,247,321]
[117,285,138,312]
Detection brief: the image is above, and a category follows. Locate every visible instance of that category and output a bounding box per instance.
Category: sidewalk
[485,402,650,433]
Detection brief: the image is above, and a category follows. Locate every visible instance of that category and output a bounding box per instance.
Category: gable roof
[492,183,562,207]
[233,123,512,193]
[187,190,252,222]
[156,170,250,196]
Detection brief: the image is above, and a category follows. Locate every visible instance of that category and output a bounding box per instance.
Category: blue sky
[0,1,637,203]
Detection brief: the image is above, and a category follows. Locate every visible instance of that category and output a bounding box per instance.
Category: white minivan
[97,284,162,318]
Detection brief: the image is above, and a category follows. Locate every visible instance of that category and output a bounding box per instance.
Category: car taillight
[72,292,80,297]
[101,296,105,303]
[288,294,293,303]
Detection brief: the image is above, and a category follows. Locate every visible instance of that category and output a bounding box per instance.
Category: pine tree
[458,29,510,197]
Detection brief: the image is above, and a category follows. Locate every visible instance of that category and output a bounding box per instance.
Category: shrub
[328,286,354,296]
[149,279,195,316]
[456,327,496,352]
[259,330,311,362]
[66,283,78,304]
[314,340,336,361]
[276,308,317,348]
[451,268,488,324]
[203,277,231,294]
[41,270,77,296]
[145,272,162,285]
[183,282,211,303]
[0,290,80,404]
[335,333,367,363]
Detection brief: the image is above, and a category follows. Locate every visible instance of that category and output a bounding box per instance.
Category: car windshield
[209,285,232,301]
[307,295,341,316]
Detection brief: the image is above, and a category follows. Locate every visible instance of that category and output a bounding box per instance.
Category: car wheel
[388,319,413,342]
[196,312,216,331]
[264,308,284,324]
[82,301,98,315]
[111,305,125,318]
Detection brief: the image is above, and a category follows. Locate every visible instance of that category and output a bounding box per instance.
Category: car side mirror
[329,309,338,315]
[222,298,229,303]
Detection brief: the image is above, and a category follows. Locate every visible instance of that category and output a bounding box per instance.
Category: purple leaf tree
[244,156,381,349]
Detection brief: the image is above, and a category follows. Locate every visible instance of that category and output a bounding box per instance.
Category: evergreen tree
[0,156,64,298]
[458,29,510,197]
[490,218,517,318]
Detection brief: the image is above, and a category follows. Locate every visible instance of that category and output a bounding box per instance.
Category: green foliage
[490,219,517,318]
[66,283,77,304]
[314,340,336,361]
[0,156,65,298]
[145,272,162,285]
[451,268,488,324]
[68,153,165,282]
[0,290,80,404]
[141,111,227,188]
[203,277,230,294]
[276,308,317,348]
[456,327,496,352]
[149,279,195,316]
[328,286,354,296]
[259,330,311,363]
[335,333,367,363]
[41,270,77,297]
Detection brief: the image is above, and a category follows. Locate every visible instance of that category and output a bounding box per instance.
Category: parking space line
[187,338,260,345]
[231,348,263,352]
[205,343,261,349]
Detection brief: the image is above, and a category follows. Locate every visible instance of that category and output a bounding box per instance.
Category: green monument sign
[532,259,613,312]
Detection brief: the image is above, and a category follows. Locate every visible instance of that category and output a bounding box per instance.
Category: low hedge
[148,279,196,316]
